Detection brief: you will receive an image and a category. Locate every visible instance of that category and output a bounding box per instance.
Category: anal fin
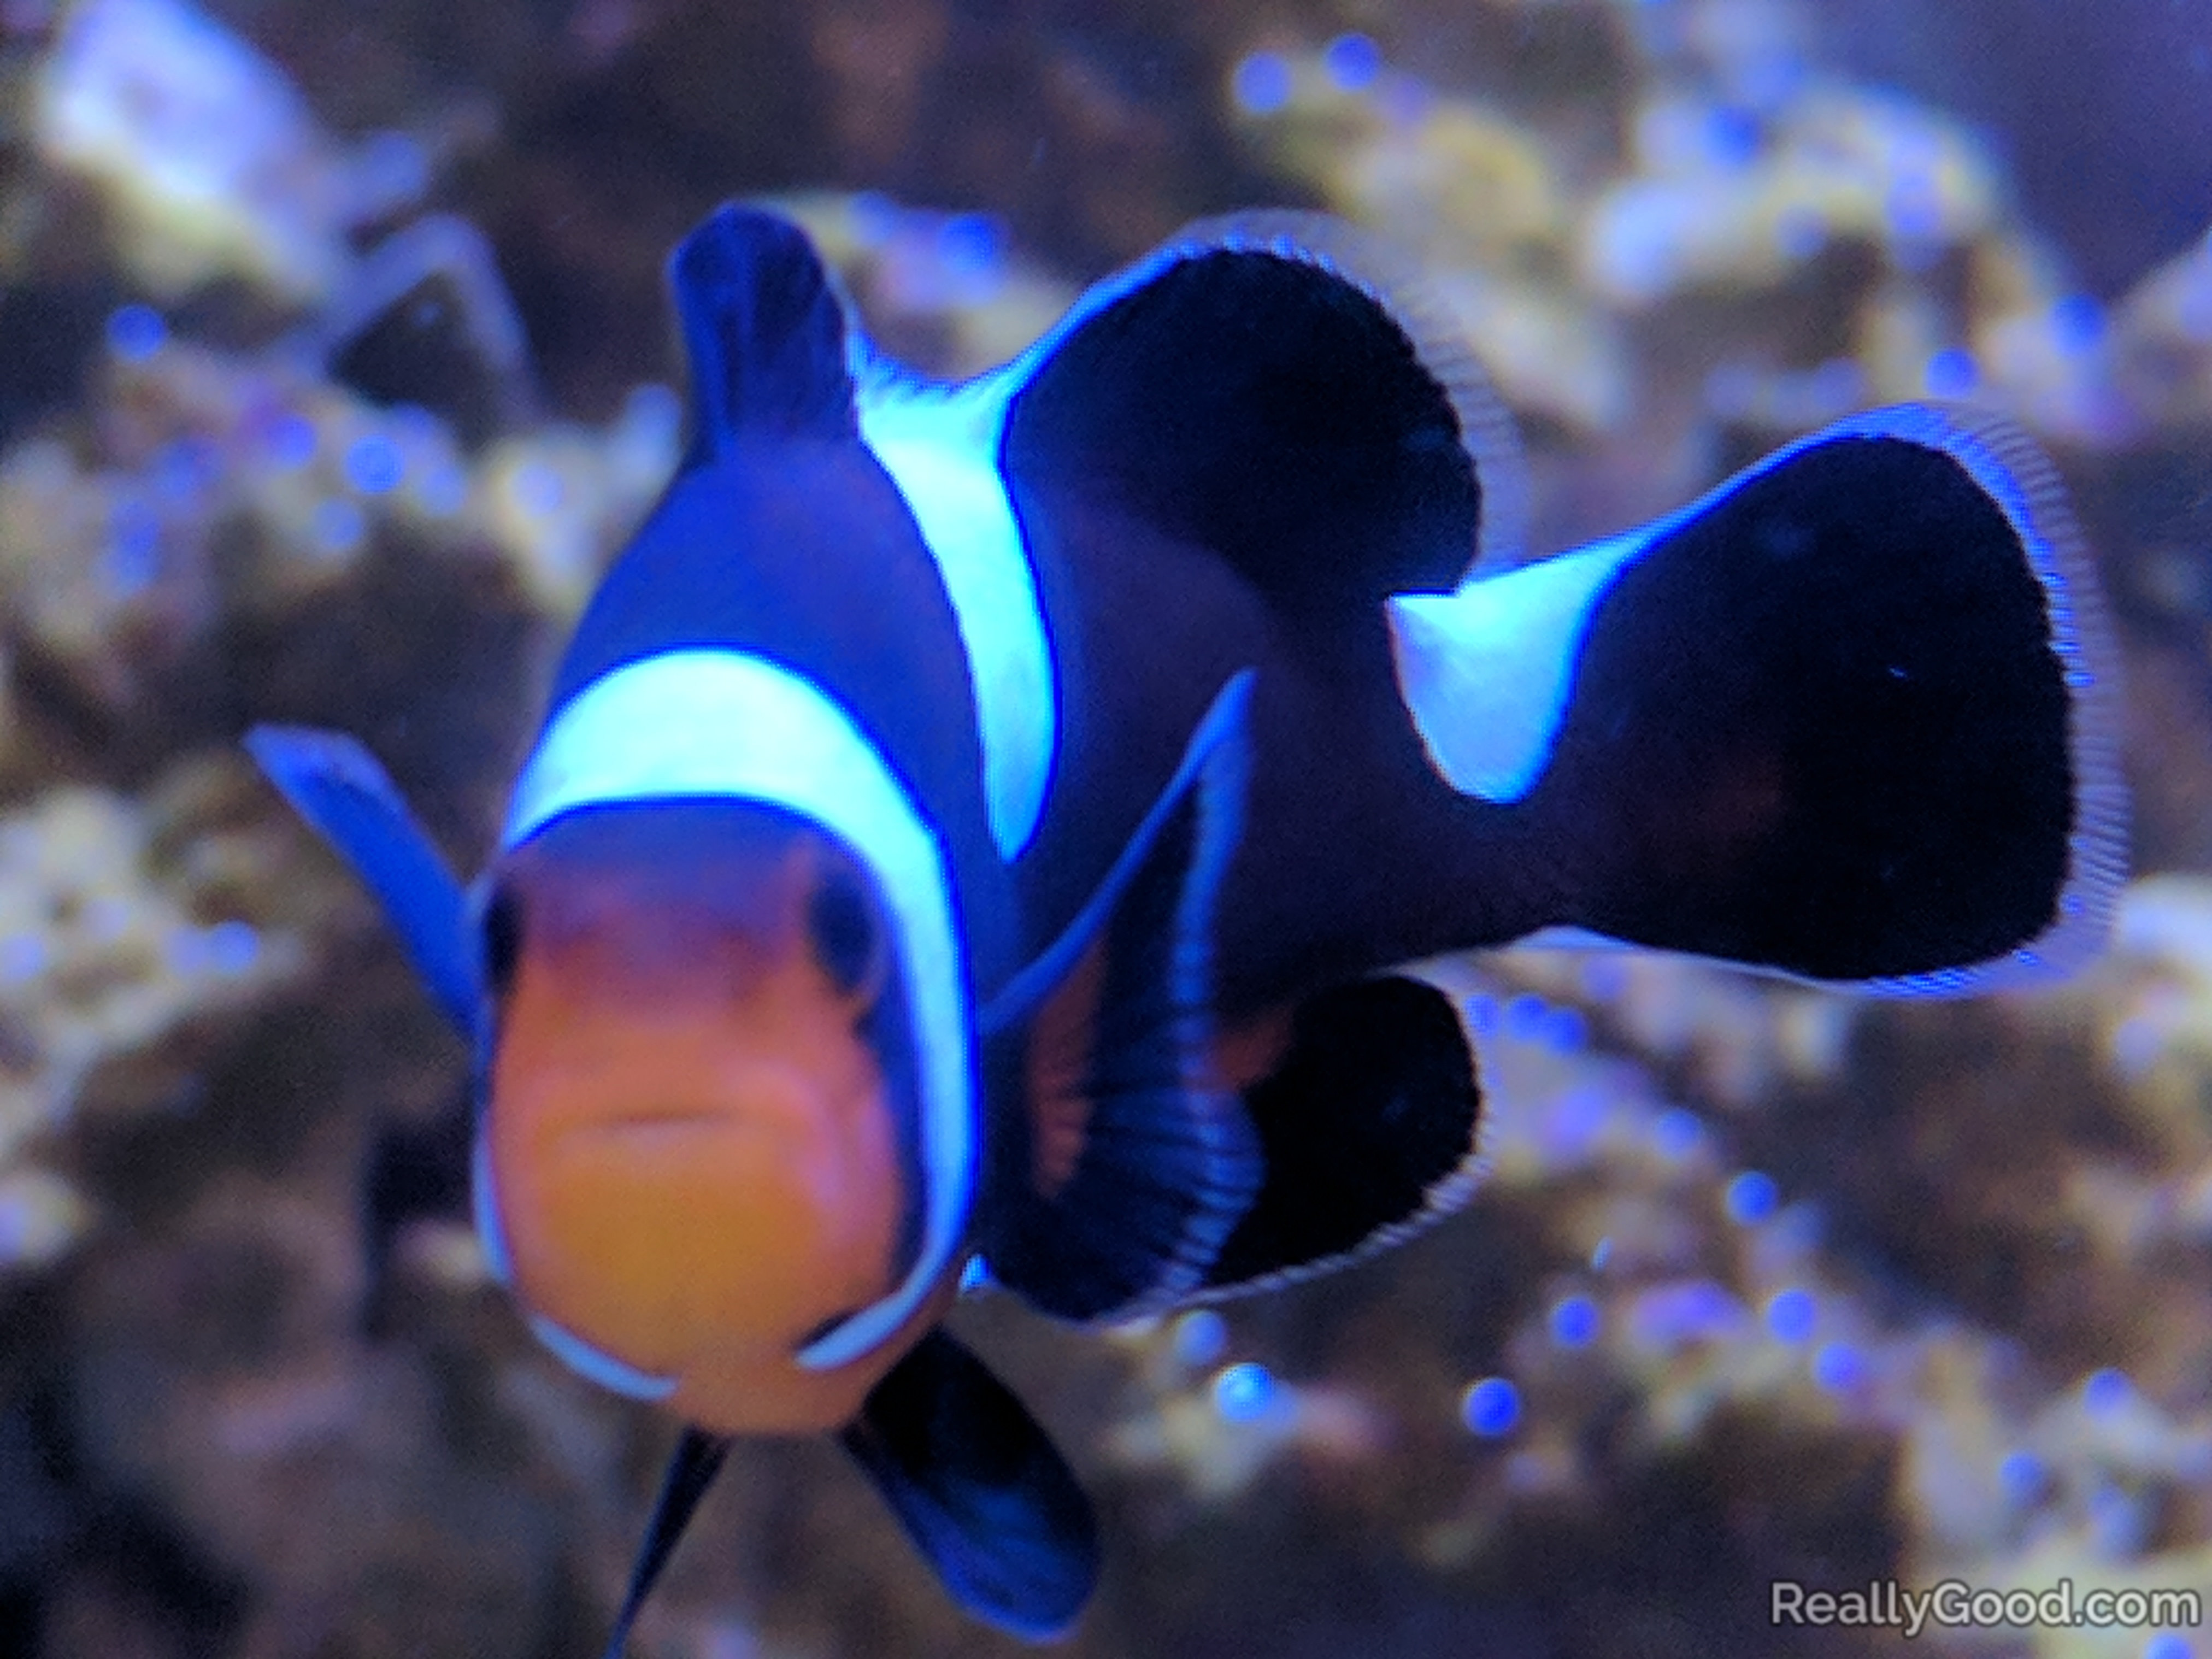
[1201,974,1489,1298]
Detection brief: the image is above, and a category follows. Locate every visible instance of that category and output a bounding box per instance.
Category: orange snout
[485,822,940,1432]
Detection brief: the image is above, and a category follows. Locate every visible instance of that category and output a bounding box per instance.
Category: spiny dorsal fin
[670,205,856,462]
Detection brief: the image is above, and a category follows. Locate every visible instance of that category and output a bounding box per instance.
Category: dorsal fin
[670,205,856,461]
[1000,211,1524,621]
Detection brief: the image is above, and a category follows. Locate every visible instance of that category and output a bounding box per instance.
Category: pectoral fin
[976,675,1262,1322]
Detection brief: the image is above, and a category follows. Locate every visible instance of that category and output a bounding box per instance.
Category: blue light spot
[311,498,367,556]
[1925,347,1979,396]
[1811,1341,1864,1392]
[2144,1634,2195,1659]
[1549,1294,1600,1348]
[1461,1376,1521,1437]
[2054,293,2107,355]
[938,213,1008,289]
[1232,51,1293,115]
[344,433,404,495]
[1322,32,1381,91]
[1764,1286,1817,1344]
[957,1255,991,1293]
[204,920,260,975]
[264,413,319,470]
[102,504,161,598]
[1651,1108,1703,1162]
[1998,1449,2045,1504]
[2083,1367,2133,1417]
[0,933,46,984]
[1725,1170,1779,1226]
[1173,1309,1228,1368]
[1504,993,1550,1041]
[1705,105,1761,167]
[1590,1236,1613,1270]
[1542,1005,1587,1052]
[1464,993,1499,1036]
[1213,1361,1277,1423]
[106,303,166,362]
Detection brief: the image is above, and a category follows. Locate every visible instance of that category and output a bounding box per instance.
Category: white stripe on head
[858,369,1057,861]
[502,648,976,1370]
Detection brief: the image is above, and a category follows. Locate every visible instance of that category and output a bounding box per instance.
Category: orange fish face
[481,801,949,1433]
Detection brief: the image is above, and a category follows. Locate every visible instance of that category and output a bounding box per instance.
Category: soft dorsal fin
[1000,212,1524,621]
[976,675,1262,1322]
[670,205,857,461]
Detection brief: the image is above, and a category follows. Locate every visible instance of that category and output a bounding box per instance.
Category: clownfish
[249,204,2127,1649]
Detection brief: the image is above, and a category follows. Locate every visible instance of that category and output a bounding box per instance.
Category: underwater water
[2,0,2211,1655]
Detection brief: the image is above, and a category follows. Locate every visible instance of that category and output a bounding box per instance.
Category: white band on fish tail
[503,648,977,1370]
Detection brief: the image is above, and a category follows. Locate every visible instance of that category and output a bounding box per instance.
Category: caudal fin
[1389,404,2127,992]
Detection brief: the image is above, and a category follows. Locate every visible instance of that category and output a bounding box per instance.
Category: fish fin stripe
[244,725,484,1041]
[840,1328,1099,1640]
[1000,211,1523,622]
[669,204,856,459]
[1190,973,1489,1302]
[1527,405,2123,990]
[977,676,1263,1323]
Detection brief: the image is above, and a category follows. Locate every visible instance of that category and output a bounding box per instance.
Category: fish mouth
[569,1108,736,1146]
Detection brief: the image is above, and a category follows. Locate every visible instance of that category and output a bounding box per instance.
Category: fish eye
[806,868,884,1002]
[483,886,523,997]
